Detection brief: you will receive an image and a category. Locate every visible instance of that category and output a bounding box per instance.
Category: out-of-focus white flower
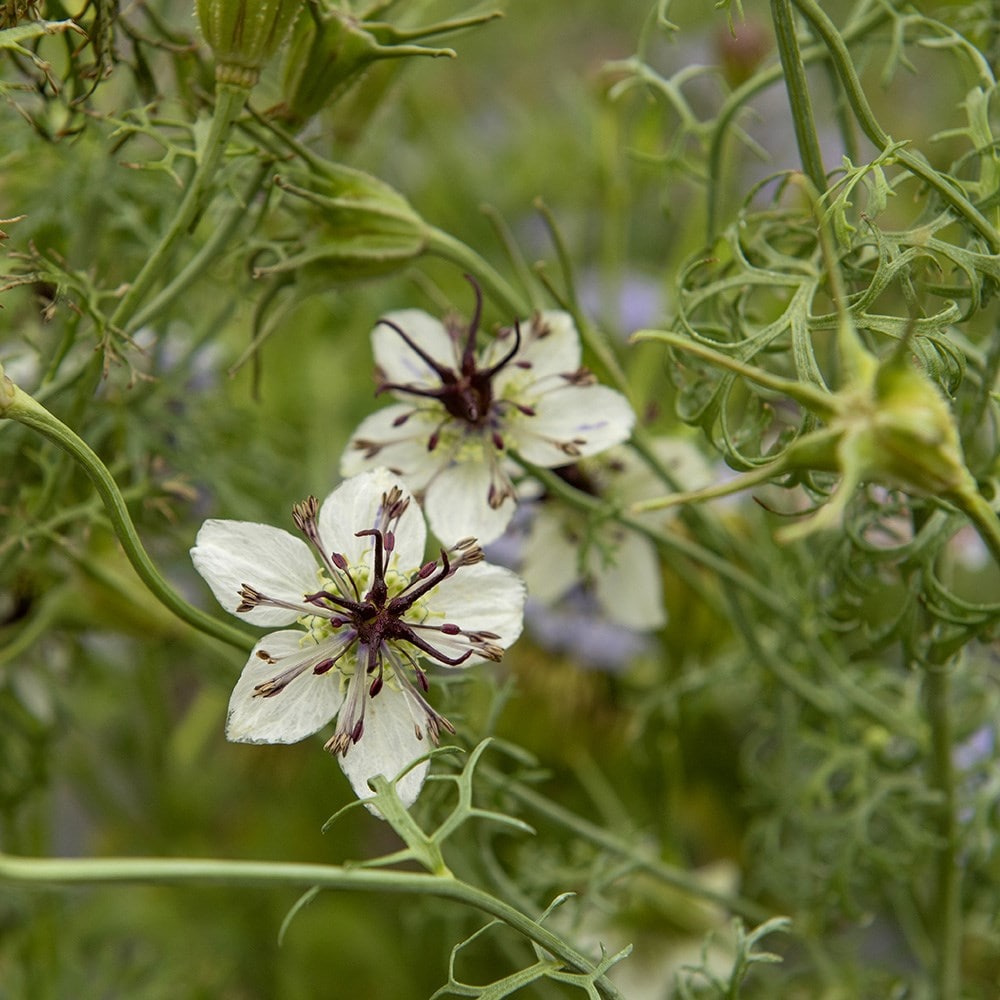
[522,439,712,631]
[340,287,636,546]
[191,468,526,808]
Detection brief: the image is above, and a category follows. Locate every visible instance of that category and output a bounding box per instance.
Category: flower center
[375,278,522,430]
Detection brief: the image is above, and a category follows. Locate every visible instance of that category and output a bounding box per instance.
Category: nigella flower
[522,439,712,631]
[191,468,526,808]
[340,283,636,545]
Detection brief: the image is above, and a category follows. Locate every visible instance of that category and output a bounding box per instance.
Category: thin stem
[128,158,272,332]
[515,454,790,623]
[922,663,962,999]
[478,766,771,924]
[516,453,916,738]
[771,0,827,192]
[707,4,890,238]
[790,0,1000,251]
[0,375,254,652]
[425,226,529,318]
[0,852,625,999]
[110,83,251,332]
[534,198,631,396]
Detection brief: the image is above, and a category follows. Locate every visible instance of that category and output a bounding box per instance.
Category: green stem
[519,453,915,738]
[516,454,792,624]
[790,0,1000,252]
[110,83,251,333]
[128,158,271,333]
[479,766,772,924]
[0,373,254,652]
[922,664,962,999]
[534,198,631,396]
[631,328,836,416]
[771,0,827,192]
[707,4,890,238]
[425,226,529,317]
[0,851,625,999]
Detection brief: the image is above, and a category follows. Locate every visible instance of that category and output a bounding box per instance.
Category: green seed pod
[871,353,976,499]
[196,0,300,88]
[279,2,500,128]
[256,164,430,283]
[281,6,388,126]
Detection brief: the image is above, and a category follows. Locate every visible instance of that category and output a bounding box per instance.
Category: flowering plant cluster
[2,2,1000,998]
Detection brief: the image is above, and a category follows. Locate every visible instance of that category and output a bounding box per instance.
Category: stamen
[325,663,369,756]
[253,654,321,698]
[450,538,485,566]
[237,584,336,619]
[352,438,383,459]
[561,367,596,386]
[394,667,456,746]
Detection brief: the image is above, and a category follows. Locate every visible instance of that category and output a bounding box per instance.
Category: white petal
[514,384,635,467]
[424,461,516,546]
[318,468,427,574]
[492,311,581,393]
[591,530,666,630]
[423,562,526,657]
[191,520,320,627]
[340,404,446,488]
[337,687,430,808]
[372,309,458,391]
[226,630,346,743]
[521,508,581,605]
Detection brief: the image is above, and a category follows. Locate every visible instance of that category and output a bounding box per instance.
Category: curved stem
[707,5,890,238]
[425,226,530,318]
[0,851,625,999]
[513,453,791,622]
[516,453,914,738]
[790,0,1000,251]
[479,766,772,924]
[0,374,254,652]
[110,83,251,333]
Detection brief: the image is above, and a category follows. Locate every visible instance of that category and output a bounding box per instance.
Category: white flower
[340,286,636,546]
[190,468,526,808]
[522,439,712,631]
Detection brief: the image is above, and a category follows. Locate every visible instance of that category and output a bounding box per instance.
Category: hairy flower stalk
[342,281,636,545]
[191,469,525,808]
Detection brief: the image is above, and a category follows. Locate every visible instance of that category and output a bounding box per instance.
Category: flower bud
[255,165,429,282]
[871,353,976,498]
[279,3,500,128]
[280,6,393,126]
[196,0,299,88]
